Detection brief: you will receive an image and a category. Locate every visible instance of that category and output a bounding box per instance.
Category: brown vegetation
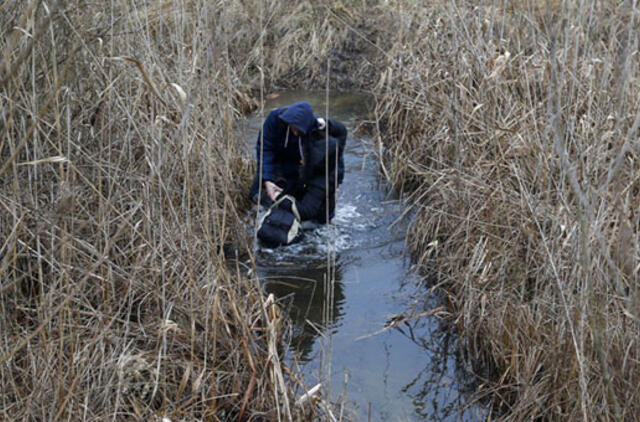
[373,1,640,420]
[0,0,376,419]
[4,0,636,419]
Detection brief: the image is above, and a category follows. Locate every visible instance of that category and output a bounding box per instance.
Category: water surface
[242,91,486,421]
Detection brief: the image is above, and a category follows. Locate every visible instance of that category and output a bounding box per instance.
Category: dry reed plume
[373,1,640,419]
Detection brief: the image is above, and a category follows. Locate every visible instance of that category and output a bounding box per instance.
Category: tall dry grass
[0,0,376,419]
[373,0,640,419]
[8,0,629,419]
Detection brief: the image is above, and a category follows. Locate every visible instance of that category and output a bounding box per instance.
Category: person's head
[289,125,302,137]
[279,102,316,135]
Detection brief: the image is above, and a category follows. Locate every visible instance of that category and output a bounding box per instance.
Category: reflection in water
[246,90,486,421]
[394,313,485,421]
[261,257,345,362]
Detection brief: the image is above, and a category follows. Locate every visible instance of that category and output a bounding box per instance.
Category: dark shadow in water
[260,256,345,362]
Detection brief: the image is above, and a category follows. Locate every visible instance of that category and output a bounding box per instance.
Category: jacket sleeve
[255,111,280,182]
[327,119,347,141]
[327,119,347,185]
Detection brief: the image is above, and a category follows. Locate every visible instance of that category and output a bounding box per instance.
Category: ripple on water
[244,91,485,421]
[333,204,369,230]
[253,198,376,263]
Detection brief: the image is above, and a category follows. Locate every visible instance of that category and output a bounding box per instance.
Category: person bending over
[249,101,323,205]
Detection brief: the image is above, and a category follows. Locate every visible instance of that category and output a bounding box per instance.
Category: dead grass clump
[223,0,385,91]
[374,1,640,419]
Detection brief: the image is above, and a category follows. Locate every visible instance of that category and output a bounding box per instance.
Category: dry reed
[0,0,374,419]
[372,1,640,420]
[6,0,620,419]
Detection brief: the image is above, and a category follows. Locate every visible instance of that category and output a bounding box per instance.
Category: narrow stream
[242,91,486,421]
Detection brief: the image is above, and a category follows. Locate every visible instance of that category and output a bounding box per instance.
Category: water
[241,91,486,421]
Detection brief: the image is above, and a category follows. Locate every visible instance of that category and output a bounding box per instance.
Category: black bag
[257,195,303,246]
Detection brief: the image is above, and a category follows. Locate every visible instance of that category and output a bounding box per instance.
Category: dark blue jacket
[303,118,347,188]
[254,101,318,185]
[281,119,347,223]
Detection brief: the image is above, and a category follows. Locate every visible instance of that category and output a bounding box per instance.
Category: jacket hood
[278,101,317,135]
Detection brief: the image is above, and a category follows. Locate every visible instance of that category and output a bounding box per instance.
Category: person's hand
[264,181,283,201]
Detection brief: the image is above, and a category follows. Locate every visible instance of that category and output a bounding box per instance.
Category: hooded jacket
[281,119,347,223]
[250,102,318,200]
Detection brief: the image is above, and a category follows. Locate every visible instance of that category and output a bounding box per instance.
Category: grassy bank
[372,1,640,419]
[0,1,378,419]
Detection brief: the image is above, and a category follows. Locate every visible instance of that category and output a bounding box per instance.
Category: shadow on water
[243,90,487,421]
